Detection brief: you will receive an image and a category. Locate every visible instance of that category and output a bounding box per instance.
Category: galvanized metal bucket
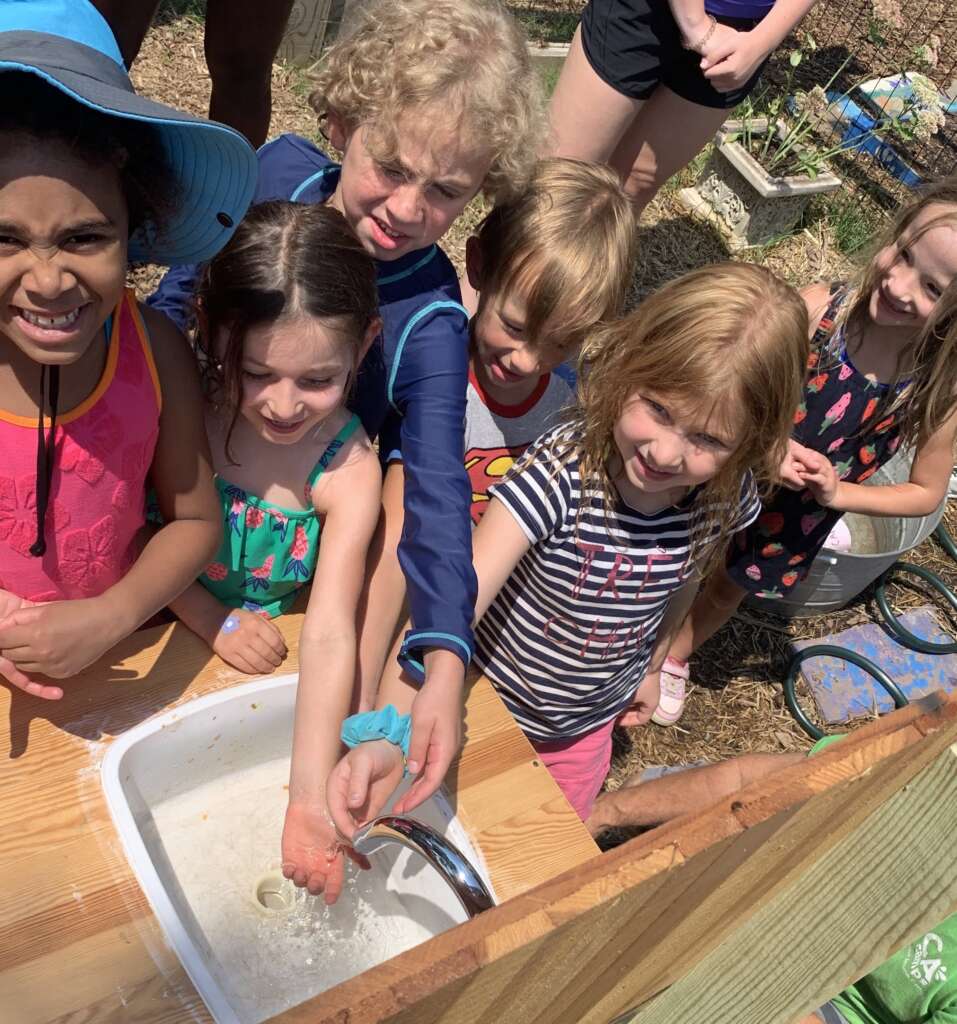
[745,453,946,618]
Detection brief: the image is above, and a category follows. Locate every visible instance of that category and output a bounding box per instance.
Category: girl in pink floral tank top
[0,292,160,604]
[0,61,236,699]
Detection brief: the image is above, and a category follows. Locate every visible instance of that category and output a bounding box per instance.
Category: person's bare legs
[354,463,410,713]
[587,750,804,835]
[669,566,747,663]
[549,29,732,216]
[608,84,730,213]
[89,0,160,66]
[203,0,295,146]
[547,26,646,164]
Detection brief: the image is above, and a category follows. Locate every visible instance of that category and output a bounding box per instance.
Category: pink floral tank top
[0,290,161,602]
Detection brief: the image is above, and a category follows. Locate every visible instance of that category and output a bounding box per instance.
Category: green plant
[156,0,207,23]
[809,192,885,256]
[725,48,946,180]
[511,8,578,45]
[535,58,564,100]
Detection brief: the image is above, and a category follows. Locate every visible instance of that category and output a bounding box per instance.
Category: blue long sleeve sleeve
[387,302,476,678]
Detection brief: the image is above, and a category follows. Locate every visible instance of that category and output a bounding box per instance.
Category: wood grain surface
[0,609,596,1024]
[266,694,957,1024]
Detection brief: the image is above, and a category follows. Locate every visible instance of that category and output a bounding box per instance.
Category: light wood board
[265,694,957,1024]
[0,609,596,1024]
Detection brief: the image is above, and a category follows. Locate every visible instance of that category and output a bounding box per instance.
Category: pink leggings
[532,718,616,820]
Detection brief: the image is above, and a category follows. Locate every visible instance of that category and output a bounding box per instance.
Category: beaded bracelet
[686,14,717,53]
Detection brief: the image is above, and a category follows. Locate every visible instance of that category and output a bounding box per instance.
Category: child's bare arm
[328,495,532,830]
[806,410,957,517]
[354,461,408,711]
[283,437,381,901]
[586,751,805,835]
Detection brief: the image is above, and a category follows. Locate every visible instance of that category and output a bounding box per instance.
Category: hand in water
[281,801,369,905]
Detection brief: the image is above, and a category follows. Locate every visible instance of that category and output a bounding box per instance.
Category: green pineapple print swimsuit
[200,415,361,617]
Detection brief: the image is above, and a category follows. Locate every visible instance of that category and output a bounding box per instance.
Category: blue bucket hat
[0,0,258,265]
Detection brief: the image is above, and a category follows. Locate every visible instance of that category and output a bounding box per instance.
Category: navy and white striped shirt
[474,426,761,742]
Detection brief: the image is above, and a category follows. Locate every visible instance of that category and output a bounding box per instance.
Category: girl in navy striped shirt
[329,263,810,828]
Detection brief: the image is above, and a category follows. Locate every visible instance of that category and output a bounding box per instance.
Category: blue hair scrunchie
[340,704,412,758]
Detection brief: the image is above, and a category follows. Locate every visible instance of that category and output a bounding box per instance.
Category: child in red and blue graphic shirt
[462,158,636,524]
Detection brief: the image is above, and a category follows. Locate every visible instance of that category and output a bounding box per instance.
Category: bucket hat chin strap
[29,363,60,557]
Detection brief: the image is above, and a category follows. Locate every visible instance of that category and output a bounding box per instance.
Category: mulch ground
[134,5,957,823]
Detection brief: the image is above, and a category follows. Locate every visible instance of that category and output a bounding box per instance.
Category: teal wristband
[340,704,412,758]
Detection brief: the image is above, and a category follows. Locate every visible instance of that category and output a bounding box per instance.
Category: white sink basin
[101,673,493,1024]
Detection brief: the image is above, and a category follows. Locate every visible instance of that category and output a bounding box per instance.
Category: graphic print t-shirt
[464,364,572,524]
[474,425,760,741]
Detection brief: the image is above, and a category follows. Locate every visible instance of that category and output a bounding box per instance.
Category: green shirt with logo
[810,736,957,1023]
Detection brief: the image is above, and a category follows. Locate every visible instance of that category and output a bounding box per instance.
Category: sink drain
[255,873,294,912]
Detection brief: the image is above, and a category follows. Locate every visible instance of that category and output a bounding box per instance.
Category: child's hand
[212,608,287,675]
[618,670,661,727]
[399,674,465,815]
[0,588,28,620]
[281,801,369,905]
[699,27,767,92]
[799,455,840,508]
[0,597,121,693]
[778,439,808,490]
[326,739,405,842]
[786,441,840,507]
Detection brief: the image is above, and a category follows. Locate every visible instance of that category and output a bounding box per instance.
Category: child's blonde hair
[839,176,957,448]
[309,0,543,202]
[557,262,809,577]
[473,158,636,360]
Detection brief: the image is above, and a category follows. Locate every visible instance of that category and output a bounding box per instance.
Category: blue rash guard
[148,133,477,678]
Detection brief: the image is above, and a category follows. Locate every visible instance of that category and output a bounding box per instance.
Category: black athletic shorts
[580,0,768,109]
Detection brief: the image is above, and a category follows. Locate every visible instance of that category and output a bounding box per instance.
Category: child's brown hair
[472,158,636,362]
[196,200,379,461]
[555,262,810,577]
[308,0,543,202]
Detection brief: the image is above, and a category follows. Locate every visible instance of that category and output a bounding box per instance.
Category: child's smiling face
[327,113,490,262]
[869,204,957,330]
[235,316,359,446]
[0,136,128,368]
[470,285,570,404]
[612,392,741,511]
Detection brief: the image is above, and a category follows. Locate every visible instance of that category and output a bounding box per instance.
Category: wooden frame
[266,693,957,1024]
[278,0,357,65]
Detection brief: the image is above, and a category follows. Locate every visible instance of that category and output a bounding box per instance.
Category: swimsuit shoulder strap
[306,414,361,490]
[811,282,851,349]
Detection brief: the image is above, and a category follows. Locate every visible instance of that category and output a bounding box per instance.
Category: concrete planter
[680,118,841,248]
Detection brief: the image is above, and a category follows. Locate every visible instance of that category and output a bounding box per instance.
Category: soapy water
[151,757,444,1023]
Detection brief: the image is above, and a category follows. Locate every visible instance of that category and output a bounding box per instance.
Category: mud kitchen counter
[0,609,597,1023]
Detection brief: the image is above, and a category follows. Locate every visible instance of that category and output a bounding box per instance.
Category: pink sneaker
[651,656,690,726]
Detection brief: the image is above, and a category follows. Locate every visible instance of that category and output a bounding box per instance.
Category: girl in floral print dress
[656,179,957,725]
[169,200,382,902]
